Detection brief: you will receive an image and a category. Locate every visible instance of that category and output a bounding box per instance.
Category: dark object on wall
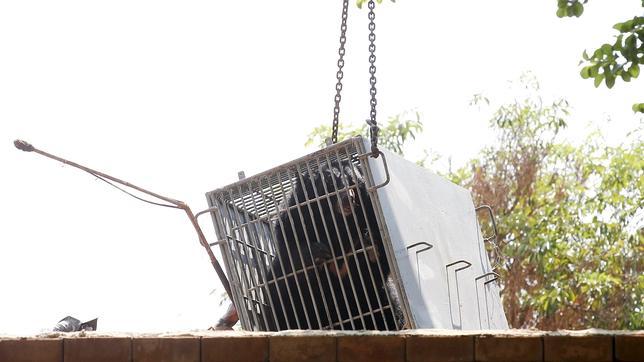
[53,316,98,332]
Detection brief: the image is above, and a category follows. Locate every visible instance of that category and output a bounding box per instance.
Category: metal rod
[321,151,370,328]
[334,148,381,328]
[446,259,472,329]
[246,246,377,292]
[276,168,316,329]
[341,148,388,329]
[303,160,351,330]
[474,272,499,329]
[237,182,276,330]
[351,153,397,323]
[268,169,308,329]
[292,163,334,328]
[13,139,234,304]
[407,242,434,296]
[257,175,296,330]
[223,189,262,330]
[245,179,285,329]
[283,167,325,328]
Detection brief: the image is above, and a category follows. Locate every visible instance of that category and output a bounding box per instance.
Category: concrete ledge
[0,330,641,362]
[615,334,644,362]
[476,335,543,362]
[337,335,405,362]
[64,337,131,362]
[544,335,613,362]
[271,335,336,362]
[202,335,268,362]
[407,335,474,362]
[0,338,62,362]
[133,337,200,362]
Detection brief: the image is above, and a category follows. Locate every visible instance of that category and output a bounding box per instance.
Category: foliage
[306,79,643,330]
[556,0,644,112]
[456,83,643,329]
[305,110,422,156]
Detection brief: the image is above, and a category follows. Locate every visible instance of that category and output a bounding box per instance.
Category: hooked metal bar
[475,205,498,243]
[13,139,234,305]
[407,242,434,286]
[446,260,472,329]
[357,150,390,191]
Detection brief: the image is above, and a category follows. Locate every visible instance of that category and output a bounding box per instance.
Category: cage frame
[205,136,413,331]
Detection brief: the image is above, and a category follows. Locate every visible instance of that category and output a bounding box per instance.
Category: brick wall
[0,330,641,362]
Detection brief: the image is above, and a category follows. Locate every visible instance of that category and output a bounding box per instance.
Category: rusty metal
[331,0,350,144]
[475,204,501,271]
[366,0,379,157]
[13,139,234,304]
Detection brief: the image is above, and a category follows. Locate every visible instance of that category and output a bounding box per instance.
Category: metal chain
[331,0,350,144]
[366,0,379,157]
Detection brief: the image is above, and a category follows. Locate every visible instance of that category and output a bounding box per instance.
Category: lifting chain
[366,0,379,157]
[330,0,380,158]
[331,0,350,145]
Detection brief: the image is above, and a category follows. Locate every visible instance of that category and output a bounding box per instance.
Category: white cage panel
[206,136,508,331]
[367,139,508,329]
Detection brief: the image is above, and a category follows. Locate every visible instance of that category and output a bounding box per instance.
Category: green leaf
[635,16,644,26]
[582,50,590,60]
[630,63,640,78]
[572,2,584,17]
[600,44,613,56]
[625,34,637,50]
[621,72,632,82]
[592,49,603,59]
[614,35,624,52]
[605,74,616,88]
[589,65,599,77]
[556,7,566,18]
[632,103,644,113]
[594,74,604,88]
[580,66,592,79]
[614,19,634,33]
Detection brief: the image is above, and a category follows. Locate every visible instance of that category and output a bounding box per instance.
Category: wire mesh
[206,138,404,331]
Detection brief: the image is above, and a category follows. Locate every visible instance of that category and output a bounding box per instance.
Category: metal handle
[475,205,502,272]
[195,206,229,247]
[475,272,500,285]
[446,259,472,273]
[446,260,472,329]
[407,242,434,284]
[358,150,390,190]
[406,241,433,254]
[475,205,498,242]
[474,271,500,329]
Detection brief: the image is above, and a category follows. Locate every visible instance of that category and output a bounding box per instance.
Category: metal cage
[205,136,508,331]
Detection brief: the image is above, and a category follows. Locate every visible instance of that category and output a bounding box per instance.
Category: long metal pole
[13,139,233,304]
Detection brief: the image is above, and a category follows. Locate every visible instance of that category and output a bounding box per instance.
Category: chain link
[366,0,379,157]
[330,0,379,156]
[331,0,350,144]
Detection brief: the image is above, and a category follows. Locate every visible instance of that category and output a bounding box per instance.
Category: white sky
[1,1,642,334]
